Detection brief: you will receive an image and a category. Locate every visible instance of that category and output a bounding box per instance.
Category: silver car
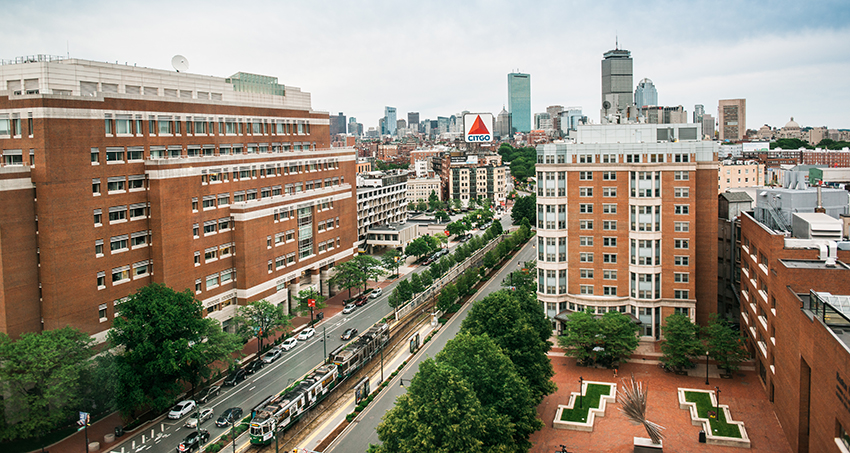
[184,407,214,428]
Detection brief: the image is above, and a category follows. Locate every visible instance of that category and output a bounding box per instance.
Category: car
[168,400,197,420]
[196,385,220,404]
[261,348,282,364]
[177,428,209,452]
[244,360,264,374]
[184,407,214,428]
[342,303,356,314]
[280,337,298,351]
[355,295,369,307]
[297,327,316,341]
[369,288,383,299]
[215,407,244,428]
[223,369,246,386]
[340,328,358,341]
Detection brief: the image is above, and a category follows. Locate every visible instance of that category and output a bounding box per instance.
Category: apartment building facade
[718,160,765,192]
[536,123,719,339]
[356,170,408,249]
[448,164,507,208]
[0,57,356,341]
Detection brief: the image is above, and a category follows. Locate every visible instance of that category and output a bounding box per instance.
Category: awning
[554,309,642,324]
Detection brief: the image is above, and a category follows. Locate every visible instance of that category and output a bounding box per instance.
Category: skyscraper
[508,72,531,133]
[495,106,512,139]
[384,106,397,136]
[718,99,746,142]
[693,104,705,124]
[329,112,347,135]
[408,112,419,129]
[601,48,633,119]
[634,78,657,111]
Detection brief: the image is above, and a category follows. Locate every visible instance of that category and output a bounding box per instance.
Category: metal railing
[1,54,66,66]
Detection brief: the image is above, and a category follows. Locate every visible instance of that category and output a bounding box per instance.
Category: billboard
[464,113,494,143]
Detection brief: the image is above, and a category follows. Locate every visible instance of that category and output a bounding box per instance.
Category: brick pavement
[530,351,792,453]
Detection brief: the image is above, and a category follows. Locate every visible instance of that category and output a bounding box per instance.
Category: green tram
[329,322,389,379]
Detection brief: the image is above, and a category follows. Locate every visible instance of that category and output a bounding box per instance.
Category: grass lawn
[560,383,611,423]
[684,391,742,438]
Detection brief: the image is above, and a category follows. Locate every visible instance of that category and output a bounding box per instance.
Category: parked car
[280,337,298,351]
[196,385,220,404]
[355,294,370,307]
[184,408,214,428]
[297,327,316,340]
[369,288,383,299]
[223,369,246,386]
[341,328,358,341]
[261,348,282,364]
[215,407,244,428]
[177,428,209,452]
[342,303,356,314]
[244,360,264,374]
[168,400,197,420]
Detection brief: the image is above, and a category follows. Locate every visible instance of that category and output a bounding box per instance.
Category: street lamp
[399,378,413,388]
[705,350,710,385]
[715,386,721,418]
[578,376,584,409]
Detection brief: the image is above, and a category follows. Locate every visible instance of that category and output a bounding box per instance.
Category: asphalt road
[119,213,514,453]
[326,234,536,453]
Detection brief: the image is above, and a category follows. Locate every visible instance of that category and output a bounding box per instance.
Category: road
[115,213,514,453]
[326,234,535,453]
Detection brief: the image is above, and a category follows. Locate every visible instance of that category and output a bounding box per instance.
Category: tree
[437,333,543,451]
[109,284,241,416]
[329,260,364,299]
[429,259,444,277]
[434,232,449,249]
[489,220,504,236]
[597,311,640,367]
[447,219,471,237]
[456,273,470,297]
[388,287,403,315]
[0,327,93,441]
[703,313,749,374]
[398,279,413,302]
[409,272,424,295]
[451,198,462,211]
[419,269,433,288]
[661,313,703,371]
[293,288,327,321]
[437,283,458,312]
[407,201,416,211]
[352,254,385,293]
[381,249,403,277]
[375,359,509,453]
[771,138,813,149]
[483,250,497,269]
[461,291,556,403]
[428,190,444,211]
[416,199,428,211]
[405,236,431,260]
[511,193,536,226]
[424,235,441,253]
[434,210,450,223]
[233,300,292,354]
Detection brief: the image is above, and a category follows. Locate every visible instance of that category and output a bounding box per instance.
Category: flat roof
[780,259,850,270]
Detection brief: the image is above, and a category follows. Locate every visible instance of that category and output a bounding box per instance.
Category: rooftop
[721,191,753,203]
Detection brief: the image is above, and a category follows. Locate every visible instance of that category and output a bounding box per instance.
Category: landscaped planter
[553,381,617,432]
[678,388,750,448]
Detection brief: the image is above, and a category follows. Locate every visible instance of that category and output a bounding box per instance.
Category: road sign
[307,298,316,308]
[78,412,89,426]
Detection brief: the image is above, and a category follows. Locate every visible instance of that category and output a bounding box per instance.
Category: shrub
[346,413,356,422]
[205,443,223,453]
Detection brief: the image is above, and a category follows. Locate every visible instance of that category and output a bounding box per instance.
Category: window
[204,247,218,262]
[674,239,689,249]
[674,187,689,198]
[674,256,689,266]
[108,206,126,222]
[91,148,99,164]
[580,269,594,279]
[110,235,129,253]
[133,261,150,278]
[92,178,101,195]
[579,171,593,180]
[674,290,690,299]
[131,231,148,248]
[206,274,219,290]
[202,196,215,209]
[111,266,130,284]
[603,286,617,296]
[602,171,616,180]
[195,279,202,293]
[203,220,216,235]
[580,252,593,263]
[603,204,617,214]
[194,251,200,265]
[99,303,108,321]
[94,209,102,226]
[674,205,689,215]
[674,221,689,232]
[603,237,617,247]
[97,271,106,289]
[106,148,124,163]
[579,220,593,230]
[603,187,616,197]
[603,221,617,231]
[603,270,617,280]
[95,239,103,256]
[129,204,146,219]
[674,153,690,163]
[603,253,617,263]
[674,171,689,180]
[601,153,617,163]
[128,175,145,190]
[579,236,593,246]
[674,273,689,283]
[193,223,199,238]
[579,187,593,197]
[580,285,594,295]
[218,194,230,206]
[579,203,593,213]
[219,217,231,231]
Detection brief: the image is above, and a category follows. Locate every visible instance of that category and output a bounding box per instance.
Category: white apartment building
[718,160,765,193]
[406,177,442,203]
[356,170,409,249]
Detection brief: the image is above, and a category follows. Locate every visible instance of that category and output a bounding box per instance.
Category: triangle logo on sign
[467,115,490,135]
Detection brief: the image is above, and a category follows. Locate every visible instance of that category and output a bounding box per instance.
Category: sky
[4,0,850,132]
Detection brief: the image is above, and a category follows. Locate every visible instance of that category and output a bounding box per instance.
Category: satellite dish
[171,55,189,72]
[602,100,611,110]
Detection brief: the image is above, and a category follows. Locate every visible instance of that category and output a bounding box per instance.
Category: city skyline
[3,0,849,130]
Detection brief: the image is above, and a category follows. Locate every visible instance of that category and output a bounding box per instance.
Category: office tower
[495,106,512,139]
[508,72,531,133]
[408,112,419,129]
[536,123,718,337]
[601,47,633,119]
[634,78,657,111]
[701,114,714,139]
[396,119,406,135]
[535,112,551,130]
[0,57,355,339]
[641,105,687,124]
[329,112,347,135]
[693,104,705,124]
[718,99,746,141]
[437,117,450,135]
[547,106,564,135]
[384,106,397,136]
[379,118,386,136]
[561,107,585,134]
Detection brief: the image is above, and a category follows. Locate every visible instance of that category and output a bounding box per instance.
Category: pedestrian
[614,367,618,378]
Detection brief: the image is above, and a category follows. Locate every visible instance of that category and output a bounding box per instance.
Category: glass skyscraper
[385,106,397,135]
[508,72,531,133]
[601,48,633,117]
[634,78,657,110]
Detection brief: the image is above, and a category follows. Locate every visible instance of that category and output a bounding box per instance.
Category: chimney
[815,184,826,214]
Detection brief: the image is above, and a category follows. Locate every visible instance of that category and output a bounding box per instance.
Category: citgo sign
[464,113,494,143]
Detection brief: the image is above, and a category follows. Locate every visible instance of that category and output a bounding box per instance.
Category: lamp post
[231,418,236,453]
[715,386,721,417]
[399,378,413,388]
[380,347,384,383]
[705,350,710,385]
[578,376,584,409]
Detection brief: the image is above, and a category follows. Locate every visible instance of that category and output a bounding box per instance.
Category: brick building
[0,57,356,341]
[802,148,850,167]
[739,211,850,452]
[537,123,719,338]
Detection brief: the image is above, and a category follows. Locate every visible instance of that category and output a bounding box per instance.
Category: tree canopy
[703,313,748,374]
[233,300,291,353]
[558,309,639,368]
[381,249,403,276]
[511,193,536,226]
[498,144,537,181]
[661,313,703,371]
[329,260,364,298]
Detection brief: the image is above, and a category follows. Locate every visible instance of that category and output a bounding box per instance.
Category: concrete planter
[678,388,751,448]
[553,381,617,432]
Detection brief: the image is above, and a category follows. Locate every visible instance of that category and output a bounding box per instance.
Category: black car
[223,369,246,386]
[196,385,220,404]
[341,328,358,341]
[215,407,244,427]
[177,428,209,452]
[244,360,264,375]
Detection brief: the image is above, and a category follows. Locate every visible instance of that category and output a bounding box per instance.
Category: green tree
[434,232,449,249]
[771,138,813,149]
[703,313,749,374]
[381,249,403,277]
[329,260,365,299]
[451,198,462,211]
[489,220,504,236]
[410,272,424,294]
[388,287,403,315]
[293,288,327,322]
[375,359,509,453]
[558,308,599,366]
[233,300,292,354]
[461,291,556,403]
[419,269,433,288]
[424,235,441,253]
[407,201,415,211]
[429,259,444,277]
[511,193,536,226]
[398,279,413,302]
[447,219,471,237]
[434,210,450,223]
[438,333,543,451]
[661,313,703,371]
[405,236,431,259]
[352,254,385,293]
[596,311,640,367]
[416,199,428,211]
[109,284,241,416]
[0,327,93,441]
[428,190,445,211]
[437,283,458,312]
[483,250,497,269]
[456,273,470,297]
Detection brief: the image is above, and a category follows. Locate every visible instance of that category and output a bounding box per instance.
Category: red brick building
[739,211,850,452]
[802,149,850,167]
[0,57,356,341]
